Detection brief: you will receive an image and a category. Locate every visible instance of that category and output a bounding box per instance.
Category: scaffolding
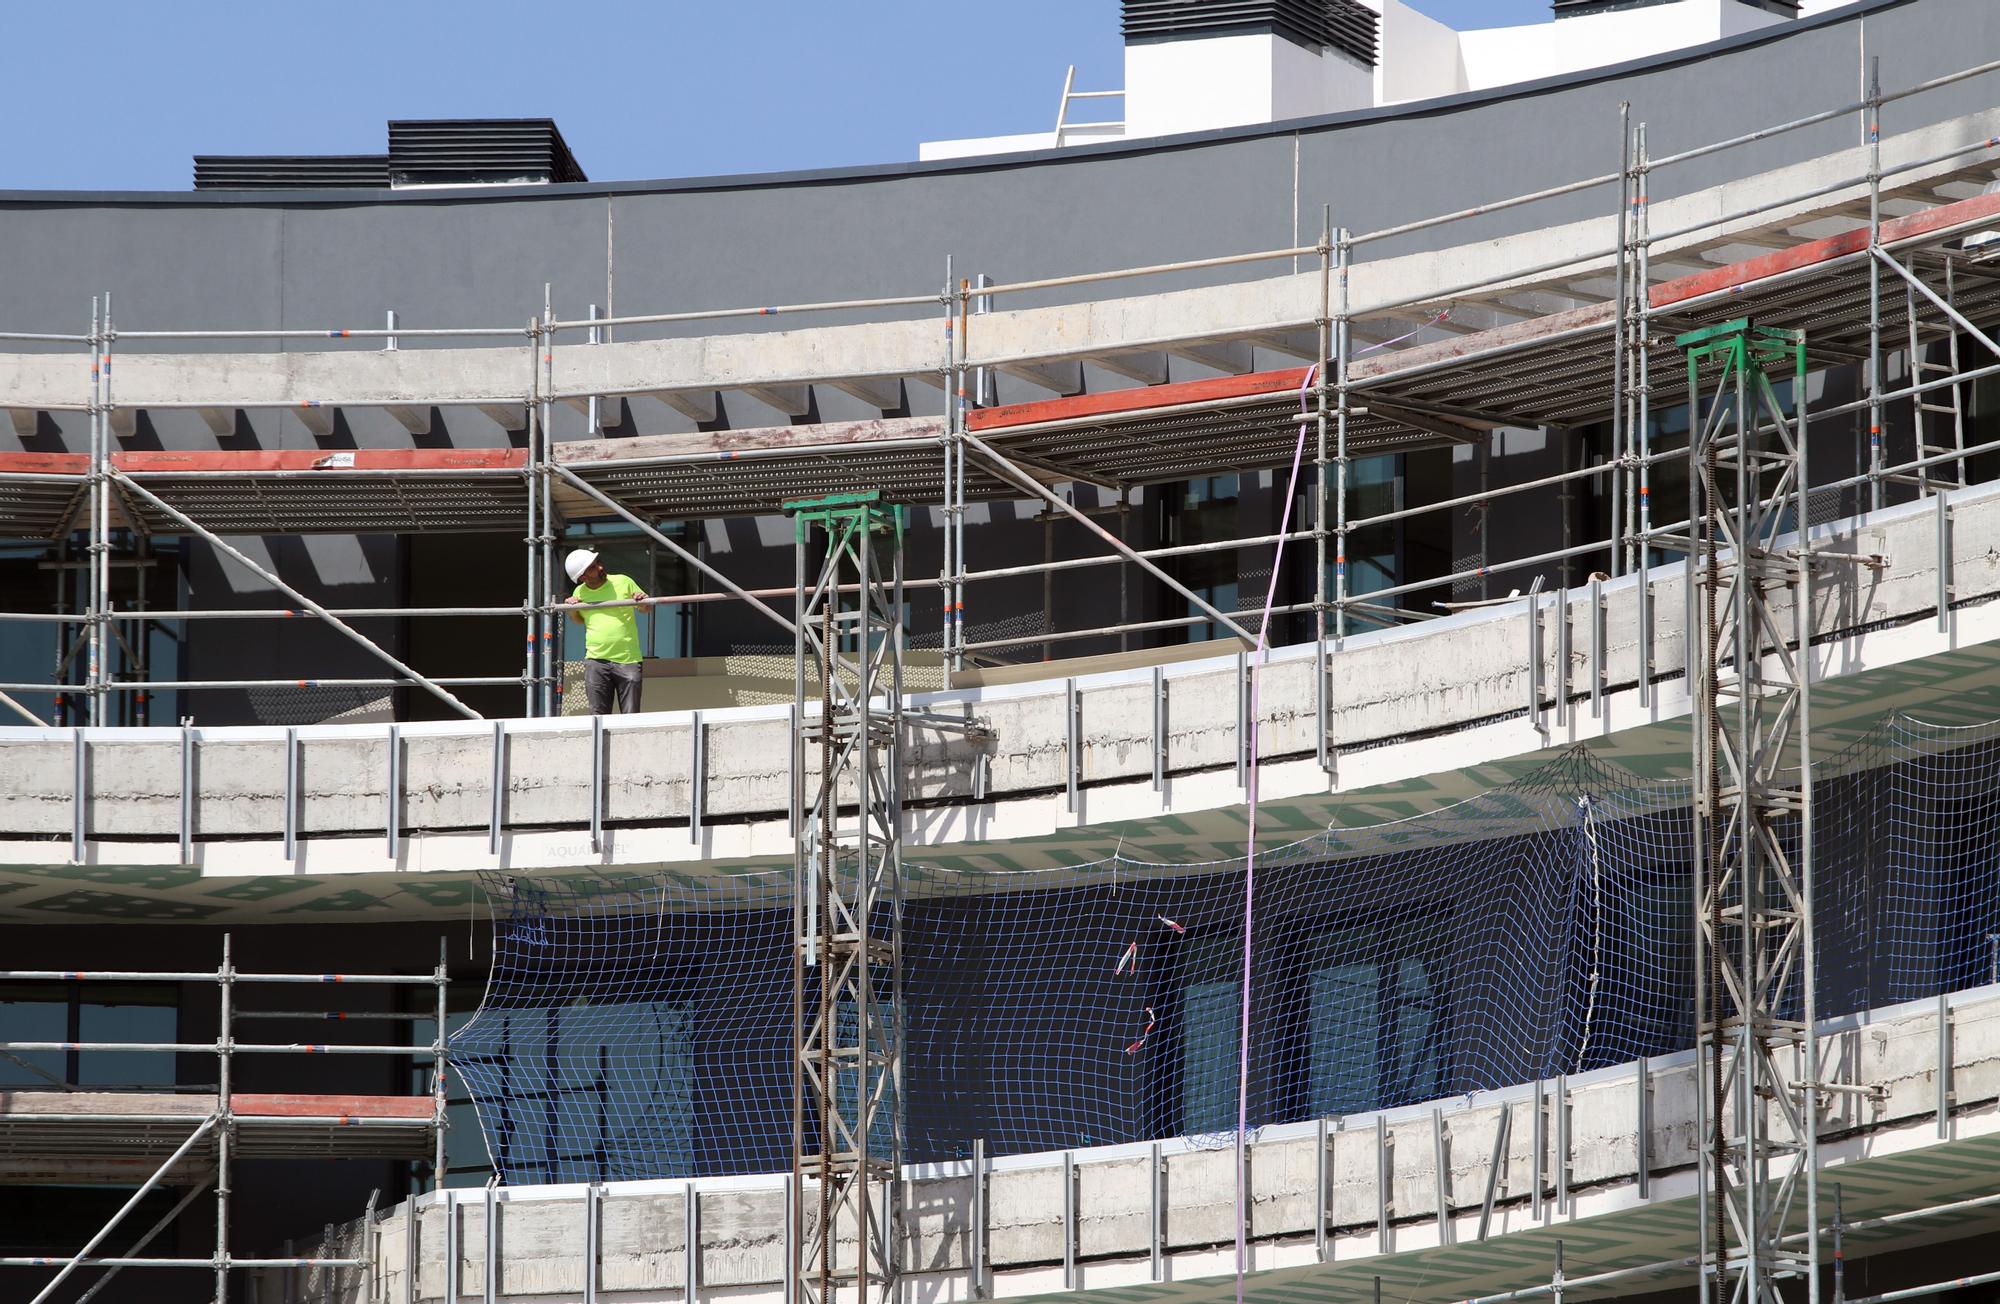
[0,41,1998,1304]
[1682,321,1820,1303]
[0,938,447,1304]
[789,492,908,1304]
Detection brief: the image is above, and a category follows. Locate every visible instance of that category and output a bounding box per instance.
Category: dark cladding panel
[1122,0,1378,66]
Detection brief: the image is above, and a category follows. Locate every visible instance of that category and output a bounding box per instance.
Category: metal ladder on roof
[1903,256,1970,497]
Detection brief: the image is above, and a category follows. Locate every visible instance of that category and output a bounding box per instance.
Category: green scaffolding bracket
[784,489,905,550]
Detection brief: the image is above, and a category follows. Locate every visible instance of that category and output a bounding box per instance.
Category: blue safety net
[448,714,2000,1185]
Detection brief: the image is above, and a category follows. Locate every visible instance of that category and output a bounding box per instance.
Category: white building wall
[1461,0,1751,90]
[1367,0,1469,106]
[920,0,1865,159]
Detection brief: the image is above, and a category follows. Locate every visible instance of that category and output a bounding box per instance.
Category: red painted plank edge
[113,449,526,473]
[1651,189,2000,311]
[969,367,1312,432]
[0,452,88,475]
[232,1093,436,1119]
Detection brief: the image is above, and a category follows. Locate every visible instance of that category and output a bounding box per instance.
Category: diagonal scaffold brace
[1680,318,1822,1304]
[788,490,906,1304]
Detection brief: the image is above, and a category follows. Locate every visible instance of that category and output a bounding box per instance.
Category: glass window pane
[1307,960,1380,1116]
[78,1001,176,1088]
[0,1000,65,1088]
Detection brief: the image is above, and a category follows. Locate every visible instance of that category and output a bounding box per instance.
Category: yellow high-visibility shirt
[573,573,643,663]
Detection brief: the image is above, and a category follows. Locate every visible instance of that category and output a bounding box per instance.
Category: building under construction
[3,1,2000,1301]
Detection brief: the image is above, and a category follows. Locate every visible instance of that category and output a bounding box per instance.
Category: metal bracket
[1149,1141,1164,1282]
[1376,1115,1392,1250]
[1062,1151,1077,1289]
[1315,1117,1331,1262]
[1636,1058,1650,1198]
[1235,651,1249,789]
[1588,577,1605,719]
[484,1184,498,1304]
[972,1139,988,1298]
[1151,666,1166,792]
[1065,680,1080,814]
[488,721,505,857]
[685,1181,699,1302]
[589,713,605,853]
[1526,577,1547,735]
[284,726,300,863]
[179,726,194,864]
[1433,1108,1451,1245]
[1477,1102,1512,1241]
[583,1183,600,1304]
[690,711,705,845]
[386,724,401,860]
[71,729,86,862]
[1938,493,1955,632]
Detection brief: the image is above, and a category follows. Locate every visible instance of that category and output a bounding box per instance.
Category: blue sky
[0,1,1552,192]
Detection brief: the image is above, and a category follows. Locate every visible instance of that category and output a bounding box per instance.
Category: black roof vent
[193,154,391,190]
[1123,1,1379,67]
[386,119,588,187]
[1554,0,1796,15]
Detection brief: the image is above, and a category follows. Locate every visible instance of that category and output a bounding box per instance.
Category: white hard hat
[564,548,601,584]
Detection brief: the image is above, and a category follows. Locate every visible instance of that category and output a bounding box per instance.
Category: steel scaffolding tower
[1682,320,1821,1304]
[790,491,906,1304]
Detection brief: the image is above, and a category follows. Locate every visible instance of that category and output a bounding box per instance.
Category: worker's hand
[564,594,581,605]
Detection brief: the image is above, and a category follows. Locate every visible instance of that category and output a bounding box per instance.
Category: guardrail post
[1065,680,1080,813]
[180,726,195,863]
[1151,667,1166,792]
[589,713,604,853]
[1149,1141,1164,1282]
[1062,1151,1077,1289]
[690,711,704,844]
[1376,1115,1391,1251]
[284,726,299,863]
[1938,492,1954,632]
[386,724,401,860]
[971,1138,988,1297]
[487,721,504,857]
[1589,576,1605,718]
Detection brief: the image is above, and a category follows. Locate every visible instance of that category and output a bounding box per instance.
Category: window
[1169,476,1240,644]
[1286,909,1448,1119]
[447,995,699,1186]
[0,984,177,1090]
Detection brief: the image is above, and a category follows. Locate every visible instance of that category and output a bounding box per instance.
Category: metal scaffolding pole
[1682,318,1820,1304]
[1866,58,1884,512]
[106,471,484,721]
[1315,207,1333,772]
[525,317,542,719]
[86,296,105,727]
[790,490,905,1304]
[542,289,562,718]
[1636,123,1656,709]
[1613,101,1632,579]
[1334,229,1352,648]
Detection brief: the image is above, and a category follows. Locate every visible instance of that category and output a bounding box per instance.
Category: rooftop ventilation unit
[192,155,391,190]
[1122,0,1379,67]
[386,119,588,188]
[1552,0,1798,15]
[192,118,587,191]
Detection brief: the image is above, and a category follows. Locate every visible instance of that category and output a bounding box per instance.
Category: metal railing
[0,938,448,1304]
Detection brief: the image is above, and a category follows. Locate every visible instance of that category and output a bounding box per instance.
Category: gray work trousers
[584,659,643,714]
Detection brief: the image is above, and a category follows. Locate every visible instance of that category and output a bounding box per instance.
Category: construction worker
[564,548,650,714]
